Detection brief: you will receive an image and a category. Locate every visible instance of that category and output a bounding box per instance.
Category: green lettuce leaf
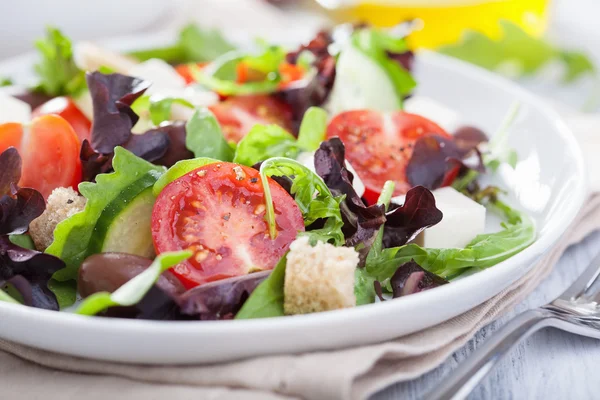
[439,20,595,83]
[0,289,19,304]
[185,109,234,161]
[233,125,298,166]
[235,254,287,319]
[76,251,191,316]
[366,200,535,281]
[128,23,235,64]
[46,147,166,282]
[296,107,328,152]
[33,27,86,97]
[153,157,219,196]
[259,157,345,245]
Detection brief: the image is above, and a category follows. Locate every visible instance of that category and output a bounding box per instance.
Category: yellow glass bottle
[321,0,550,48]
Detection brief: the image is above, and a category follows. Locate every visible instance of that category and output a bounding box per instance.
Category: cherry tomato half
[327,110,451,203]
[209,95,293,143]
[32,96,91,143]
[0,115,82,198]
[151,162,304,289]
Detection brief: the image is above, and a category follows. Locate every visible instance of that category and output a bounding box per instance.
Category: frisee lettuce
[76,251,191,316]
[47,147,166,284]
[33,27,86,96]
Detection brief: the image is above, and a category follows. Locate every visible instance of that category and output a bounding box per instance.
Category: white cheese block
[404,96,462,133]
[74,42,138,74]
[0,93,31,124]
[296,151,366,198]
[392,187,486,249]
[127,59,187,94]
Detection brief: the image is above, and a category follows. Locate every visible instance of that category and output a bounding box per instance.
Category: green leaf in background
[296,107,328,152]
[47,279,77,309]
[259,158,345,245]
[233,125,298,166]
[153,157,219,196]
[149,97,194,126]
[0,77,13,87]
[354,267,376,306]
[351,27,416,106]
[129,23,236,64]
[439,20,595,82]
[33,27,86,96]
[366,200,535,281]
[235,255,287,319]
[0,289,19,305]
[46,147,166,282]
[185,108,234,161]
[76,251,191,316]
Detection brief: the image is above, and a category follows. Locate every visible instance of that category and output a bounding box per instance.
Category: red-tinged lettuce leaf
[315,138,386,263]
[406,129,488,190]
[390,259,448,298]
[12,90,54,110]
[278,30,336,132]
[86,71,150,153]
[80,140,113,182]
[177,270,270,320]
[123,129,170,163]
[152,121,194,168]
[0,148,21,196]
[383,186,442,249]
[0,187,45,236]
[0,236,64,310]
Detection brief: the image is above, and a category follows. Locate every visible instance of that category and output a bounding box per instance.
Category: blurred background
[1,0,598,111]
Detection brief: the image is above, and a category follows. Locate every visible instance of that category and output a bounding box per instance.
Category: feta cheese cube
[392,187,486,249]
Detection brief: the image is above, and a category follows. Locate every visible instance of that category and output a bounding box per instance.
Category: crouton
[29,187,86,251]
[283,236,359,315]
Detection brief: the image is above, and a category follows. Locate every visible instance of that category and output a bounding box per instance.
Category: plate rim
[0,45,587,349]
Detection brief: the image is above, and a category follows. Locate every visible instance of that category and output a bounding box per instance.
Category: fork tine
[558,251,600,301]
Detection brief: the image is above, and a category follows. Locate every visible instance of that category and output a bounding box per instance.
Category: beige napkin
[1,195,599,400]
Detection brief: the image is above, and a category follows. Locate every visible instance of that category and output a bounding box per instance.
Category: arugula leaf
[194,68,280,96]
[366,200,535,281]
[439,20,595,83]
[76,251,191,316]
[185,108,234,161]
[233,125,298,166]
[153,157,219,196]
[297,107,328,152]
[47,147,166,282]
[259,157,345,245]
[235,255,286,319]
[351,27,416,106]
[8,234,35,250]
[129,23,235,64]
[33,27,86,97]
[356,181,394,305]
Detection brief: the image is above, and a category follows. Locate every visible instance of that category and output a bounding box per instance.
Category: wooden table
[375,231,600,399]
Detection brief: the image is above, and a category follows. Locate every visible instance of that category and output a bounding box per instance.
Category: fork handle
[427,308,600,400]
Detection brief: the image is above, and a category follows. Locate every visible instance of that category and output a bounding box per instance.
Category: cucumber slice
[89,177,157,258]
[326,43,401,116]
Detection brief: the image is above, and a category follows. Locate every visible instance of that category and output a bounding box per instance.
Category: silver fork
[427,251,600,400]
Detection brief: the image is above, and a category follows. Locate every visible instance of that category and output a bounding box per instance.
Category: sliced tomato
[327,110,451,203]
[32,97,91,143]
[209,95,293,143]
[175,62,209,85]
[0,115,82,198]
[152,162,304,289]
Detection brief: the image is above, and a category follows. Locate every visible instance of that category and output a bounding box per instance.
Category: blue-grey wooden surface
[374,231,600,400]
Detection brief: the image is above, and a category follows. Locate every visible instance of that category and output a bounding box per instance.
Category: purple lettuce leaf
[152,121,194,168]
[277,30,336,133]
[80,140,114,182]
[315,138,386,264]
[86,72,150,153]
[177,271,270,320]
[0,148,21,196]
[0,236,63,310]
[0,187,45,236]
[383,186,443,248]
[390,259,448,297]
[123,128,170,163]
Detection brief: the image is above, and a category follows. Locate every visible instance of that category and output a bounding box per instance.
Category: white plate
[0,39,586,364]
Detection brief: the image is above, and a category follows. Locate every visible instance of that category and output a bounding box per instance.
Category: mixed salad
[0,23,535,320]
